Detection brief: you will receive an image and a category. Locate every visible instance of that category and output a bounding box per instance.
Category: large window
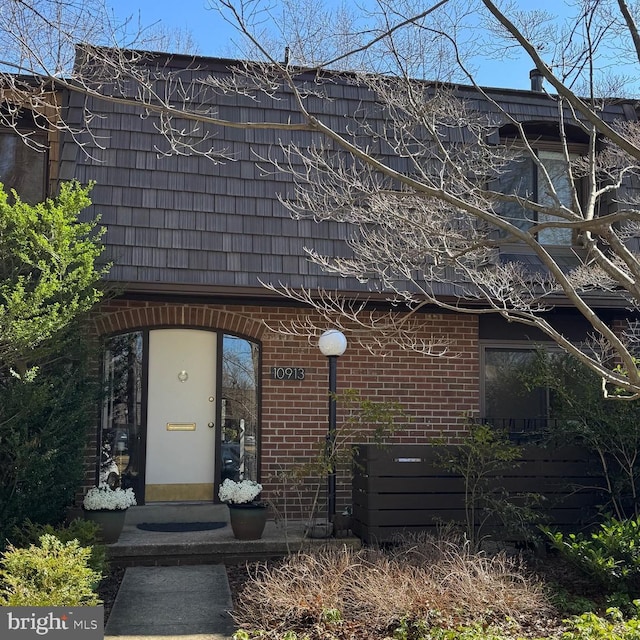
[482,346,554,436]
[498,150,575,246]
[101,332,144,497]
[221,334,260,483]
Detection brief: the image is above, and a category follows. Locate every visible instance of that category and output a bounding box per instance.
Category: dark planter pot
[228,503,268,540]
[83,508,127,544]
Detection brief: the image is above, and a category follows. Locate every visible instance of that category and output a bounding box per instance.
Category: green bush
[528,352,640,520]
[0,534,101,606]
[0,323,100,548]
[544,516,640,593]
[9,518,107,576]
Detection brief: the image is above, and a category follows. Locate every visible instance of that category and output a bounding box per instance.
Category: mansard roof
[56,49,638,302]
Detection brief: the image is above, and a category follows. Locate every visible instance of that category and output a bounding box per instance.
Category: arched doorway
[100,328,260,504]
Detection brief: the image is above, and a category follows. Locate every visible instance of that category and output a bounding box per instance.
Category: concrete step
[124,503,229,525]
[109,518,361,567]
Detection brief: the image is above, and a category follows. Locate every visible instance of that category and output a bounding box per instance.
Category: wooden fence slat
[352,444,604,543]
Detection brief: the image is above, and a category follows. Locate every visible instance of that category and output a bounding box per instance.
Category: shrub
[0,323,100,548]
[528,352,640,520]
[436,422,542,548]
[9,518,107,576]
[0,534,101,606]
[544,516,640,594]
[269,388,408,527]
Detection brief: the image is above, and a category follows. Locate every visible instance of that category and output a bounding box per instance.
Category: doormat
[136,521,227,532]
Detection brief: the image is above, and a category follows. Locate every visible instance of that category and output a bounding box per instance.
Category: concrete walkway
[102,503,360,639]
[104,564,236,639]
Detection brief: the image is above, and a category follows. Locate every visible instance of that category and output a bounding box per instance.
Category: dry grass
[232,535,558,639]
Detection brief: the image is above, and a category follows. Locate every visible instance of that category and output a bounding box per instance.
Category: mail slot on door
[166,423,196,431]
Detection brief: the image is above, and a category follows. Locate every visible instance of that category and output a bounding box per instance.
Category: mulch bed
[98,565,126,623]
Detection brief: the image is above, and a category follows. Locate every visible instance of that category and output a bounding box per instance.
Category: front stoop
[107,503,361,566]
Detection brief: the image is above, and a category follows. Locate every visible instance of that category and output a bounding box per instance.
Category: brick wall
[85,299,479,517]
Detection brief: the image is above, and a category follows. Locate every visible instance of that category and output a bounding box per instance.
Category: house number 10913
[271,367,305,381]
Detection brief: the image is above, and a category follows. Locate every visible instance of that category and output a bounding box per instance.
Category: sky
[101,0,623,92]
[107,0,250,59]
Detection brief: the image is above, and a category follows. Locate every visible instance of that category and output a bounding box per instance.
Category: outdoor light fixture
[318,329,347,521]
[318,329,348,357]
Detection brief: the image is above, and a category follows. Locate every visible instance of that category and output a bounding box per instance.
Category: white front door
[145,329,217,501]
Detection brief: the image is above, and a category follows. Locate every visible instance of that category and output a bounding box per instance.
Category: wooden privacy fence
[352,444,605,544]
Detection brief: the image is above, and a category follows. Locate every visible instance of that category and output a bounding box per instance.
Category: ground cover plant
[543,515,640,618]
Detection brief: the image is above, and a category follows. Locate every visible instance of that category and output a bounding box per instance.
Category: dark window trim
[0,127,49,202]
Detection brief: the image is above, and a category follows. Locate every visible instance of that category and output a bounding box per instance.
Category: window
[482,346,557,437]
[101,332,144,498]
[495,122,590,247]
[498,150,575,246]
[221,334,260,483]
[0,129,47,204]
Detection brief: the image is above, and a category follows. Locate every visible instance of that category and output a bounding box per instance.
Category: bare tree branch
[3,0,640,397]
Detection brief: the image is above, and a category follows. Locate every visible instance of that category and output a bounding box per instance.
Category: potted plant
[218,478,267,540]
[82,484,137,543]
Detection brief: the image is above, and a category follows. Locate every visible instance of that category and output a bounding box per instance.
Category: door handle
[208,422,214,428]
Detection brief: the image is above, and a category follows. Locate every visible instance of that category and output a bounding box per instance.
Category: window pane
[496,156,535,233]
[221,335,259,483]
[101,332,143,500]
[496,151,574,246]
[484,348,548,429]
[0,132,46,203]
[537,151,573,245]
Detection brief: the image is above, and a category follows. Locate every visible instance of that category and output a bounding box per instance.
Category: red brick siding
[84,300,479,517]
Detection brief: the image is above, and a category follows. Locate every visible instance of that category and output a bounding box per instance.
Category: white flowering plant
[218,478,263,504]
[83,484,137,511]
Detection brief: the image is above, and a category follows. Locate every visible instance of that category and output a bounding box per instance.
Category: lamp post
[318,329,347,521]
